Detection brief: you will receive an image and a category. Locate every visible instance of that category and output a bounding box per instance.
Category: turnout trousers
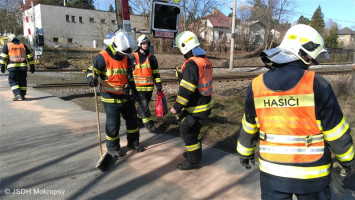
[103,100,140,151]
[261,185,331,200]
[8,67,27,96]
[136,91,153,127]
[180,114,203,163]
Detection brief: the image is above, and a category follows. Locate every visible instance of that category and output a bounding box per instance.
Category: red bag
[155,91,168,118]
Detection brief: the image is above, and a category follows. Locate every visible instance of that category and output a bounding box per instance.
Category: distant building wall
[23,4,147,49]
[338,35,352,46]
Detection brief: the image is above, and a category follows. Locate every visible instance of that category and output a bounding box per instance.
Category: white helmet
[103,33,115,46]
[7,34,17,42]
[261,24,329,65]
[111,32,133,55]
[174,31,200,55]
[137,34,150,47]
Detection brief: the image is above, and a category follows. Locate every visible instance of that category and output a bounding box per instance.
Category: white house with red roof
[200,8,266,46]
[200,8,232,43]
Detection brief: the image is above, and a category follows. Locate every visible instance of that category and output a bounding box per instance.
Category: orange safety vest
[133,52,153,86]
[181,56,213,96]
[252,71,324,164]
[8,43,26,63]
[99,50,128,95]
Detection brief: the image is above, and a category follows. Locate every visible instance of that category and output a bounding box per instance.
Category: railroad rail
[33,69,353,89]
[34,62,354,72]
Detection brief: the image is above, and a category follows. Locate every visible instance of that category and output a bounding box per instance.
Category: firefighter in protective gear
[86,32,144,157]
[171,31,213,170]
[0,34,35,101]
[236,24,354,200]
[132,34,162,133]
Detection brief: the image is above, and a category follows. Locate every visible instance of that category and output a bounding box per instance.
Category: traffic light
[35,34,44,46]
[152,1,180,32]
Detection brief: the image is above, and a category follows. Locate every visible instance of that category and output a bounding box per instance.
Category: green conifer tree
[309,5,325,35]
[324,25,339,48]
[297,15,310,25]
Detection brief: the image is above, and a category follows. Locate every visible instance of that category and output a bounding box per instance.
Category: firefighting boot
[183,149,202,161]
[127,141,145,152]
[20,95,26,100]
[177,160,200,170]
[107,148,123,158]
[12,94,21,101]
[147,125,156,133]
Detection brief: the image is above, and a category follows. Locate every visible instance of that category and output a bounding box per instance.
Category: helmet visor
[315,49,330,61]
[121,48,132,54]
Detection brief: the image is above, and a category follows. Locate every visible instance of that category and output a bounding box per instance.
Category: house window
[66,15,69,22]
[218,31,224,39]
[53,38,58,42]
[339,35,344,40]
[71,16,76,22]
[68,38,73,43]
[253,35,261,45]
[111,20,116,24]
[89,17,94,22]
[101,19,106,23]
[79,16,83,23]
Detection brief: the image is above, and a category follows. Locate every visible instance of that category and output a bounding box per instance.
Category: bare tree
[129,0,150,15]
[0,0,23,35]
[247,0,295,50]
[235,3,256,51]
[127,0,222,35]
[178,0,222,33]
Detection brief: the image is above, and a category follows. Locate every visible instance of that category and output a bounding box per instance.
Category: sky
[287,0,355,29]
[224,0,355,29]
[96,0,355,30]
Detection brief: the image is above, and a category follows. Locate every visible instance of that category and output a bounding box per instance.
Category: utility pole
[229,0,237,69]
[114,0,123,30]
[351,51,355,93]
[31,0,36,48]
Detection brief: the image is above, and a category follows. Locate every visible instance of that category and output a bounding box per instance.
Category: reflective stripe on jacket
[133,52,153,86]
[99,50,128,95]
[181,56,213,96]
[8,43,26,63]
[252,71,325,164]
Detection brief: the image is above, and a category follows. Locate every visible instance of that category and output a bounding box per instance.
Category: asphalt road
[0,73,354,200]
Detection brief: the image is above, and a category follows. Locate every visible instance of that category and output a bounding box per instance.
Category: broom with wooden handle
[91,55,112,171]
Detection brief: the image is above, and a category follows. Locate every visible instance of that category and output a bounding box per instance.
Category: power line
[292,11,355,25]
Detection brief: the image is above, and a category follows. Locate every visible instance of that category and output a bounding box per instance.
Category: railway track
[33,62,354,72]
[33,68,353,89]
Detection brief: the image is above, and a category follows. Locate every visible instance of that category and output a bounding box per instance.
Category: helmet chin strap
[108,44,117,55]
[139,47,149,55]
[260,55,276,71]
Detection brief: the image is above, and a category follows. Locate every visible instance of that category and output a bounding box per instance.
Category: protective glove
[30,65,35,73]
[175,67,182,82]
[156,83,162,93]
[240,157,255,170]
[124,84,130,96]
[330,165,345,197]
[330,162,352,197]
[89,77,98,87]
[1,65,5,73]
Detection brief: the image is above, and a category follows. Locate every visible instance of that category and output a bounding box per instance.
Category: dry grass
[152,94,245,153]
